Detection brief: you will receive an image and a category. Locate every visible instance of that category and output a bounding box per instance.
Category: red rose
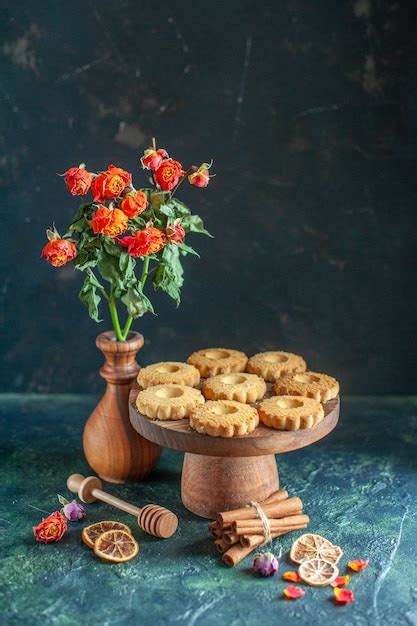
[91,164,132,202]
[188,164,210,188]
[120,191,149,218]
[91,206,129,238]
[118,227,166,257]
[154,158,184,191]
[64,164,93,196]
[33,511,67,543]
[141,148,168,171]
[166,224,185,245]
[41,238,77,267]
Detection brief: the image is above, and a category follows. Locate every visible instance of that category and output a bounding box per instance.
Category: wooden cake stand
[129,385,339,519]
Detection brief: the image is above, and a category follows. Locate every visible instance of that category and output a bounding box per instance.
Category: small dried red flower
[91,206,129,238]
[64,164,93,196]
[118,227,166,257]
[282,571,301,583]
[166,224,185,245]
[120,191,149,218]
[188,163,211,188]
[141,148,168,171]
[347,559,369,572]
[283,586,305,600]
[331,575,350,588]
[33,511,67,543]
[91,164,132,202]
[154,158,184,191]
[334,587,354,604]
[41,238,77,267]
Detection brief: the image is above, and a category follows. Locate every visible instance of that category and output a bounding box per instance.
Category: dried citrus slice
[94,529,139,563]
[82,521,132,549]
[298,558,339,586]
[290,533,343,565]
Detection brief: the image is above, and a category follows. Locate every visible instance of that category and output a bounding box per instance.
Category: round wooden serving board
[129,385,340,518]
[129,387,339,458]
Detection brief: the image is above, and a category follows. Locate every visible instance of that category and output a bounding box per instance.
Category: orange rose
[154,158,184,191]
[120,191,149,218]
[64,164,93,196]
[118,227,166,256]
[91,164,132,202]
[91,206,128,237]
[33,511,67,543]
[41,238,77,267]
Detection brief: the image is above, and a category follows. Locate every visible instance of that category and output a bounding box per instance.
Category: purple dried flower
[251,552,279,577]
[63,501,85,521]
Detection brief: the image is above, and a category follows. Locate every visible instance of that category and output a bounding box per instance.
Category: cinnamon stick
[214,538,228,553]
[217,490,291,526]
[222,543,256,567]
[240,524,308,547]
[233,514,309,535]
[223,531,239,545]
[219,497,303,526]
[208,521,221,538]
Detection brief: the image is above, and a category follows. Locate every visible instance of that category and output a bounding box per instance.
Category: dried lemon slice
[94,529,139,563]
[82,521,132,549]
[298,558,339,586]
[290,533,343,565]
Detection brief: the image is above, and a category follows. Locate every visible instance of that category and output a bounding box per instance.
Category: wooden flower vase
[83,331,161,483]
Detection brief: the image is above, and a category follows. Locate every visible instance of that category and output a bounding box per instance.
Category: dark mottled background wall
[1,1,416,394]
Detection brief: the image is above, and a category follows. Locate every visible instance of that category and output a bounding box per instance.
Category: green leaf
[121,284,154,318]
[181,214,212,237]
[159,204,174,218]
[153,244,184,305]
[79,273,102,322]
[57,494,70,506]
[177,242,200,257]
[119,252,135,274]
[65,203,94,236]
[170,198,191,216]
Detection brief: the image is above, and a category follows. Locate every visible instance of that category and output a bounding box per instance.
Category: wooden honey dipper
[67,473,178,539]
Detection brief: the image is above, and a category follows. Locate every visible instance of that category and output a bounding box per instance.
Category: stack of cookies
[135,348,339,437]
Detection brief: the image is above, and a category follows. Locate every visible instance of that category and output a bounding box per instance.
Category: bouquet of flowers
[41,140,213,341]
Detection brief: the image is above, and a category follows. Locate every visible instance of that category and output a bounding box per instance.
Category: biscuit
[202,372,266,404]
[190,400,259,437]
[136,384,204,420]
[137,361,200,389]
[187,348,248,378]
[274,371,339,403]
[258,395,324,431]
[247,351,306,382]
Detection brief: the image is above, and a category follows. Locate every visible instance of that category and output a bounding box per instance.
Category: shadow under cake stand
[129,386,340,519]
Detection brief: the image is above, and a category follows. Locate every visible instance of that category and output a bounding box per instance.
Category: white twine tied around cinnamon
[248,500,272,546]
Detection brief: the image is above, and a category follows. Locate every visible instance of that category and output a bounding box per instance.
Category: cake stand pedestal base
[181,453,279,518]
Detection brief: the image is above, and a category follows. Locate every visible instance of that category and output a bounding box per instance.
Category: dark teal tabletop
[1,395,416,626]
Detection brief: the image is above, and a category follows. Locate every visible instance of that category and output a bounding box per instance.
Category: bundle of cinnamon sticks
[208,489,309,567]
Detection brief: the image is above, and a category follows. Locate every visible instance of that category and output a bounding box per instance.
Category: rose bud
[120,191,149,218]
[166,224,185,245]
[117,227,166,257]
[188,162,212,188]
[91,206,129,238]
[91,164,132,203]
[62,501,85,521]
[41,238,77,267]
[141,148,168,171]
[153,158,184,191]
[251,552,279,577]
[33,511,67,543]
[64,164,93,196]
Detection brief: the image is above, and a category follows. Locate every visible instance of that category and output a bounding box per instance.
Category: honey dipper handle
[92,488,142,516]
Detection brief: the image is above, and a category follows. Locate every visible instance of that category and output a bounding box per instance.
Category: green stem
[140,256,150,289]
[121,316,133,340]
[108,291,124,341]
